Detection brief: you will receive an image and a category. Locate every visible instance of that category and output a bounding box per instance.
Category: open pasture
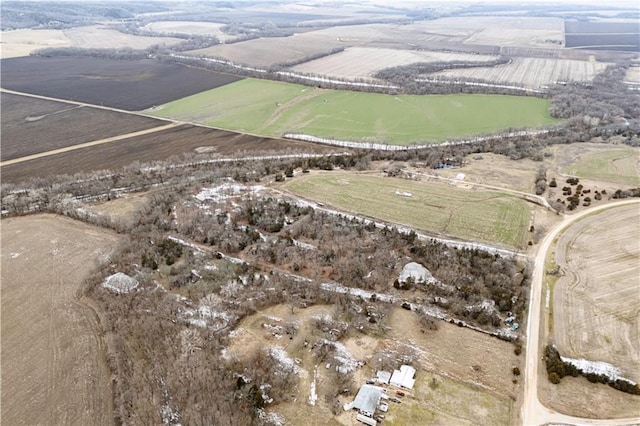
[187,32,345,67]
[553,204,640,384]
[0,28,71,59]
[300,16,563,50]
[1,124,336,183]
[152,78,559,144]
[64,25,182,50]
[282,172,530,248]
[1,93,164,161]
[625,67,640,85]
[554,143,640,186]
[1,214,121,426]
[141,21,236,41]
[0,56,242,111]
[433,57,611,89]
[292,47,500,80]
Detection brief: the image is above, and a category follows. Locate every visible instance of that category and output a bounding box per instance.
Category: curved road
[522,199,640,426]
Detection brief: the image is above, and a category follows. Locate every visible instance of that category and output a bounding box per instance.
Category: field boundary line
[0,123,181,167]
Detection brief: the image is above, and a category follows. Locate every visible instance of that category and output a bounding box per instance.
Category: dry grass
[553,204,640,383]
[0,28,71,58]
[87,192,150,227]
[141,21,236,41]
[625,67,640,84]
[64,25,182,49]
[433,57,611,89]
[1,214,121,426]
[292,47,499,80]
[187,33,344,67]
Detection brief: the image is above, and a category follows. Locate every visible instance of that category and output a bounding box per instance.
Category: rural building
[390,365,416,390]
[398,262,436,286]
[344,384,384,417]
[376,370,391,384]
[356,413,377,425]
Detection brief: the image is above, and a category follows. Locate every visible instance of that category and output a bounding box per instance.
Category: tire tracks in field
[256,87,326,133]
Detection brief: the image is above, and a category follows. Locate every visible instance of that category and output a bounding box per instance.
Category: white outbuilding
[390,365,416,390]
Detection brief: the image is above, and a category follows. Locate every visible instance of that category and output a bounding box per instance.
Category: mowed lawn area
[150,78,560,145]
[282,173,530,248]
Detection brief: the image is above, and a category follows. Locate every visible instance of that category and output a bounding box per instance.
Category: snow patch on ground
[257,409,285,426]
[270,346,299,374]
[195,181,265,203]
[292,239,316,250]
[102,272,139,294]
[561,356,637,384]
[10,252,21,258]
[182,305,230,330]
[309,366,318,406]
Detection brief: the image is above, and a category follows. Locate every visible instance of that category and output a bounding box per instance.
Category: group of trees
[544,345,640,395]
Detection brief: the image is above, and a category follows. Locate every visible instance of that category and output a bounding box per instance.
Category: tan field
[433,57,611,89]
[0,29,71,58]
[1,214,121,425]
[187,32,345,67]
[553,204,640,383]
[0,26,182,59]
[625,67,640,84]
[141,21,236,42]
[64,25,182,50]
[292,47,499,80]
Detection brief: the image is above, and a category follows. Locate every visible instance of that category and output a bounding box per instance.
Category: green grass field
[564,147,640,186]
[150,78,560,145]
[282,173,530,248]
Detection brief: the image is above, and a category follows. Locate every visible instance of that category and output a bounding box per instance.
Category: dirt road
[521,199,640,426]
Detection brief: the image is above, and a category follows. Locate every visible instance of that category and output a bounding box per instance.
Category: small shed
[390,365,416,390]
[376,370,391,384]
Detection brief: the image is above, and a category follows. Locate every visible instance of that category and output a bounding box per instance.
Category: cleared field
[281,172,530,248]
[1,93,164,161]
[141,21,236,42]
[226,304,519,425]
[553,204,640,383]
[186,33,345,67]
[152,78,559,144]
[411,16,564,48]
[0,56,242,110]
[1,214,121,426]
[292,47,500,80]
[625,67,640,84]
[1,124,337,183]
[0,28,71,59]
[64,25,182,50]
[433,57,611,89]
[555,143,640,186]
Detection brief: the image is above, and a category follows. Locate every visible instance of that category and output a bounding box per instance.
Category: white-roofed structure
[398,262,436,286]
[390,365,416,390]
[349,384,384,417]
[376,370,391,384]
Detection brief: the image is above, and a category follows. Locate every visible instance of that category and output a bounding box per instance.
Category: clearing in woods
[553,204,640,383]
[281,172,530,248]
[1,214,122,426]
[151,78,559,144]
[225,304,518,425]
